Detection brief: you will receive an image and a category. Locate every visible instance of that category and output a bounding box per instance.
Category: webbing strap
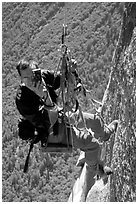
[24,143,34,173]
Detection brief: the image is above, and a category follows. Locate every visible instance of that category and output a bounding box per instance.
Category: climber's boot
[103,166,113,176]
[107,120,119,134]
[97,163,113,180]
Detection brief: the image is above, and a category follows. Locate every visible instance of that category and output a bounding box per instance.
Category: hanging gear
[60,24,72,150]
[58,25,91,155]
[59,25,81,113]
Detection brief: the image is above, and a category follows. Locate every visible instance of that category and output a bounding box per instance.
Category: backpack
[18,118,36,141]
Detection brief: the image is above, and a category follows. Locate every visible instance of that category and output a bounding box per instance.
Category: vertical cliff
[101,2,136,201]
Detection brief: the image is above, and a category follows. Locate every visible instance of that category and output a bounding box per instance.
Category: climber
[68,114,119,202]
[69,111,119,177]
[15,58,82,147]
[15,59,61,147]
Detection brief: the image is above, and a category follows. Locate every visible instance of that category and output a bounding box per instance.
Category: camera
[32,68,42,84]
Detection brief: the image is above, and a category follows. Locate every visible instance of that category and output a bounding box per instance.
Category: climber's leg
[85,146,113,182]
[73,112,119,142]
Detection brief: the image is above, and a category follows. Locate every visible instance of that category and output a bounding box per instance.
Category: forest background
[2,2,127,202]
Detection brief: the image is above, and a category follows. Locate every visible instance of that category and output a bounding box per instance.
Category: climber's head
[16,59,30,76]
[16,59,39,85]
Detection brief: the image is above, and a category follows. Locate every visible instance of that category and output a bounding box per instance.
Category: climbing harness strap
[24,142,34,173]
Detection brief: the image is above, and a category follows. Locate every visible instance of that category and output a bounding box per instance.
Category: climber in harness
[15,58,82,147]
[16,59,61,147]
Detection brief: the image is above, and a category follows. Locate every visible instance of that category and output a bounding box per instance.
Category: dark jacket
[16,70,61,121]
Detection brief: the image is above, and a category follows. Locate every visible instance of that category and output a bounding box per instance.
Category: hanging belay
[59,23,81,151]
[42,24,77,153]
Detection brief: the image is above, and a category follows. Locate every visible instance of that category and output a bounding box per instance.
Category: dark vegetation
[2,2,135,202]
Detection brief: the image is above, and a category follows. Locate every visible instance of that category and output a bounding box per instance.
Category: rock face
[100,2,136,202]
[69,3,136,202]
